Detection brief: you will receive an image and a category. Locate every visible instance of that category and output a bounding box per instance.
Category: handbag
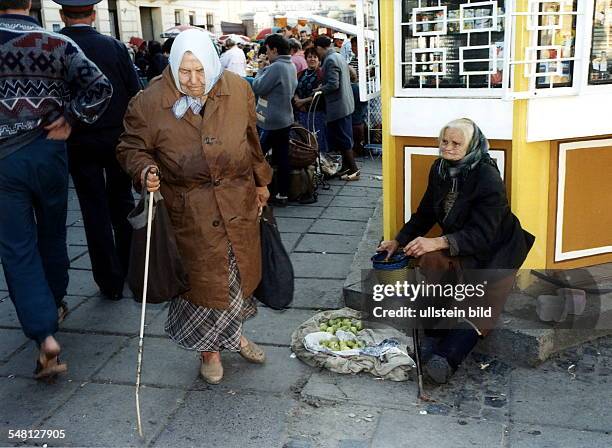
[127,188,190,303]
[254,206,294,309]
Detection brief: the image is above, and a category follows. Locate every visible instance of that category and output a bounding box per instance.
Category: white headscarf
[169,29,223,97]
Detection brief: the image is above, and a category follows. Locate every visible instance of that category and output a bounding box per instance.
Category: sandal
[57,301,68,324]
[200,358,223,384]
[239,339,266,364]
[340,170,361,181]
[34,353,67,380]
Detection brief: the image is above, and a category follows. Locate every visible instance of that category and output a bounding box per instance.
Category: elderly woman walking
[117,30,272,384]
[378,118,534,384]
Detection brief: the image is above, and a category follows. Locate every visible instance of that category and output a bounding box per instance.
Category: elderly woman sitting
[378,118,534,384]
[117,30,272,385]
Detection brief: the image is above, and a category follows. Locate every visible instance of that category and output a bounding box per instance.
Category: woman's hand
[44,116,72,141]
[376,240,400,259]
[141,166,160,193]
[403,237,446,257]
[255,186,269,209]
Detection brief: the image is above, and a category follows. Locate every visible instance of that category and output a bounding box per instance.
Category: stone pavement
[1,157,611,448]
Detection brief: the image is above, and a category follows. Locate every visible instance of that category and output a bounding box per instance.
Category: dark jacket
[320,48,355,122]
[60,25,141,149]
[396,159,535,269]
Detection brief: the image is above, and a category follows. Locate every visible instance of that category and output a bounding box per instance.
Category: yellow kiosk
[378,0,612,270]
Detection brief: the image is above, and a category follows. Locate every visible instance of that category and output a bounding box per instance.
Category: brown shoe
[200,358,223,384]
[239,339,266,364]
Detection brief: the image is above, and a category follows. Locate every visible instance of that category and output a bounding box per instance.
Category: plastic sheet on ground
[290,308,416,381]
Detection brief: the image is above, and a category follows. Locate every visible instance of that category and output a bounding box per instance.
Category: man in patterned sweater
[0,0,112,379]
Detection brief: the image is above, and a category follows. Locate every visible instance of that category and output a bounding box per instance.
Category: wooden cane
[136,189,155,438]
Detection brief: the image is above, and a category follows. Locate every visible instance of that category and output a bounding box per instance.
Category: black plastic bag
[254,207,294,309]
[127,190,190,303]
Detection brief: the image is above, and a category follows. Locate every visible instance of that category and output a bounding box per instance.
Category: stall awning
[300,14,375,40]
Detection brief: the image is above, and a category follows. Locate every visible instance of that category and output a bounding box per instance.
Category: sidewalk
[1,157,611,448]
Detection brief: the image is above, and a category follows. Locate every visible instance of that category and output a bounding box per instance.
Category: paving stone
[276,217,315,233]
[509,423,612,448]
[154,390,296,448]
[273,206,324,219]
[68,245,88,262]
[338,186,383,198]
[193,346,314,394]
[0,296,19,328]
[94,337,199,388]
[0,268,6,291]
[291,253,353,279]
[303,193,334,207]
[66,269,100,297]
[308,219,366,236]
[0,377,79,443]
[60,296,166,334]
[301,371,418,411]
[0,332,127,381]
[285,402,380,448]
[292,278,344,309]
[348,176,383,189]
[71,252,92,270]
[371,411,504,447]
[295,234,359,254]
[510,368,612,432]
[44,383,184,447]
[329,195,380,209]
[320,207,375,222]
[144,308,170,336]
[281,232,302,253]
[0,328,28,361]
[66,210,83,227]
[66,226,87,246]
[243,307,317,346]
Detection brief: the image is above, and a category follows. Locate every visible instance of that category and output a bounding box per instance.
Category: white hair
[438,118,475,147]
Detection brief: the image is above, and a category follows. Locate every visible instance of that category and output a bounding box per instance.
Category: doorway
[139,7,162,41]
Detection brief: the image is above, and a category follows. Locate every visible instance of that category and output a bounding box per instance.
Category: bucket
[371,252,414,285]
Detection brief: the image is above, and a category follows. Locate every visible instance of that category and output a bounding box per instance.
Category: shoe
[200,358,223,384]
[340,170,360,181]
[335,167,351,178]
[424,354,453,384]
[270,194,288,207]
[239,339,266,364]
[57,301,68,324]
[34,336,67,380]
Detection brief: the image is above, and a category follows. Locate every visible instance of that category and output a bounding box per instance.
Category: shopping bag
[127,190,190,303]
[254,206,294,309]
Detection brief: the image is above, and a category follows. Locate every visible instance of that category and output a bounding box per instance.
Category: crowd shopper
[58,0,141,301]
[0,0,113,379]
[289,38,308,73]
[350,68,368,156]
[220,37,247,77]
[314,35,360,180]
[252,34,298,206]
[146,40,168,80]
[117,30,272,385]
[293,47,328,153]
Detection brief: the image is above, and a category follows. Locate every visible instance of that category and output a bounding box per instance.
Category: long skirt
[164,245,257,352]
[296,110,328,153]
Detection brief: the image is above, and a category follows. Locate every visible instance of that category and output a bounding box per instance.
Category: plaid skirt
[164,245,257,352]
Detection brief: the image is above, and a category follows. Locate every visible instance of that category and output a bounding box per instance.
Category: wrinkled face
[306,52,319,69]
[440,128,470,161]
[178,52,205,98]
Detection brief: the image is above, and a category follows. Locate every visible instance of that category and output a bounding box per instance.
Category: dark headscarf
[438,119,497,193]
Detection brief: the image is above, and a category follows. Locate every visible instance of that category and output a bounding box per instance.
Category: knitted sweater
[0,14,113,159]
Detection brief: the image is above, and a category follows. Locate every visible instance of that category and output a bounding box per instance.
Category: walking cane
[135,178,156,438]
[412,328,425,400]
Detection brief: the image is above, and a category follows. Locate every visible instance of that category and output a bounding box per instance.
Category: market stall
[379,0,612,270]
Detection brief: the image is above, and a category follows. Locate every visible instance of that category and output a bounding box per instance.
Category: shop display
[401,0,506,89]
[589,0,612,84]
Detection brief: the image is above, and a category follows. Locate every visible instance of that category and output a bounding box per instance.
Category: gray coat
[252,55,297,130]
[320,48,355,122]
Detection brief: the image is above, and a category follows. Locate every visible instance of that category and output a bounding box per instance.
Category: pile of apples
[319,318,363,335]
[320,337,365,351]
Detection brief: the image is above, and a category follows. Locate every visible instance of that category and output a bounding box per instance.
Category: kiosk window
[589,0,612,85]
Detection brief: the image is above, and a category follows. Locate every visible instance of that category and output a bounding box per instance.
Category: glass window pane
[400,0,506,90]
[589,0,612,85]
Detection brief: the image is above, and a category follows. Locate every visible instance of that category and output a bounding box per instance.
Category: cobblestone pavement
[1,157,611,447]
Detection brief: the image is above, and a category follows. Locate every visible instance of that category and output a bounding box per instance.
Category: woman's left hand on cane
[255,186,269,208]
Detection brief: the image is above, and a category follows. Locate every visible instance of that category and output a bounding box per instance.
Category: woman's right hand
[376,240,400,260]
[141,166,160,193]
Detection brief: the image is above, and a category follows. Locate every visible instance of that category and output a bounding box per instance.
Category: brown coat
[116,68,272,309]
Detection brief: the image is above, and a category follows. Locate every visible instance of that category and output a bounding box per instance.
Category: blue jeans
[0,137,69,344]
